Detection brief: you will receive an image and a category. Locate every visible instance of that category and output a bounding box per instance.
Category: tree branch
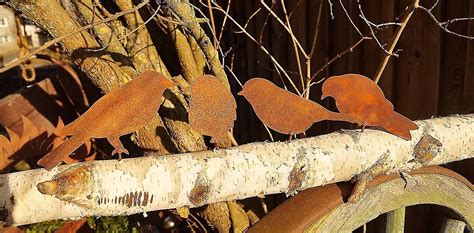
[373,0,419,84]
[1,114,473,226]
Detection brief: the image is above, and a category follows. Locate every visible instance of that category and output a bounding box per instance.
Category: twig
[417,6,474,40]
[260,0,308,59]
[234,8,261,34]
[188,2,228,67]
[288,0,304,19]
[339,0,363,36]
[280,0,305,92]
[310,36,370,81]
[0,0,150,73]
[309,0,324,59]
[217,0,232,46]
[357,0,393,56]
[258,2,274,43]
[211,2,302,95]
[206,0,218,48]
[305,0,324,99]
[88,4,162,52]
[373,0,419,84]
[328,0,335,19]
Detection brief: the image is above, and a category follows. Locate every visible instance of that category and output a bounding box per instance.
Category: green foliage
[24,220,64,233]
[88,216,140,232]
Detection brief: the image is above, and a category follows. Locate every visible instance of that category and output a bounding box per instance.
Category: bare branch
[260,0,308,59]
[339,0,363,36]
[374,0,419,84]
[309,0,325,58]
[211,2,302,95]
[328,0,335,19]
[281,0,305,91]
[417,6,474,40]
[217,0,232,46]
[310,36,371,81]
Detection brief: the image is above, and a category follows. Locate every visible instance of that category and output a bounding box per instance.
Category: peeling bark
[1,114,473,226]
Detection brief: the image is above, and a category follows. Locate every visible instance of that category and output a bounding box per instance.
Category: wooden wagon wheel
[248,166,473,233]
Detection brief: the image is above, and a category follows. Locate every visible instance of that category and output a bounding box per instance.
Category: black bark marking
[0,206,8,223]
[138,191,143,206]
[9,195,15,207]
[132,191,138,207]
[126,193,132,207]
[142,192,149,206]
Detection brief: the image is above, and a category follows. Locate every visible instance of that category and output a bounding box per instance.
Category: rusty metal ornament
[321,73,418,140]
[189,75,237,144]
[37,71,175,170]
[238,78,354,135]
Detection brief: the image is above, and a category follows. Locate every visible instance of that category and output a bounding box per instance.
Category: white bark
[1,114,473,227]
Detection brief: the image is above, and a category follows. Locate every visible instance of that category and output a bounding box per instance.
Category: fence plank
[395,0,441,120]
[439,0,470,115]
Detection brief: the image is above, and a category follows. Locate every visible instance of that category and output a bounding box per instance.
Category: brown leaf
[0,116,94,172]
[1,226,24,233]
[55,218,88,233]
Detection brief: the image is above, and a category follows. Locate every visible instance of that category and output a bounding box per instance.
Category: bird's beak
[237,90,244,96]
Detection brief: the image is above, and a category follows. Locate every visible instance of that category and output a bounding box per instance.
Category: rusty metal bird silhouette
[321,73,418,140]
[238,78,355,136]
[37,71,175,170]
[189,75,237,144]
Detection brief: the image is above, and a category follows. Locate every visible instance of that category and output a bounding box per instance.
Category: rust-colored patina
[238,78,354,135]
[189,75,237,144]
[37,71,175,170]
[322,74,418,140]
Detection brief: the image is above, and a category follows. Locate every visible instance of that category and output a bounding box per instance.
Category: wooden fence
[212,0,474,231]
[215,0,474,142]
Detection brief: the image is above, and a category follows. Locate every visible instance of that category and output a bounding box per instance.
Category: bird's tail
[325,111,357,124]
[37,135,85,171]
[381,111,419,140]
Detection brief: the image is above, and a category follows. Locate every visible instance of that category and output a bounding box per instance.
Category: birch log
[1,114,473,226]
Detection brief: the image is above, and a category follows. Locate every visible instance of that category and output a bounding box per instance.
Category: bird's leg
[361,123,366,133]
[107,137,129,160]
